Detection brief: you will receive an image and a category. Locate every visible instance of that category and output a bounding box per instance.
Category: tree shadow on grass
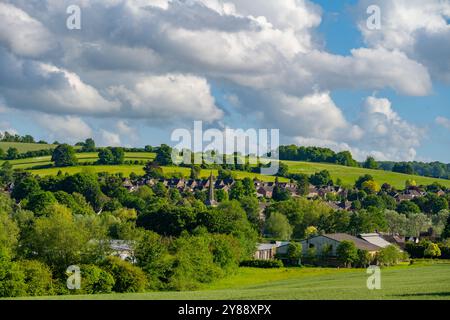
[392,292,450,298]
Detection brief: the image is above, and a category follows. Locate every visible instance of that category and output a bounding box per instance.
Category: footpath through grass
[19,262,450,300]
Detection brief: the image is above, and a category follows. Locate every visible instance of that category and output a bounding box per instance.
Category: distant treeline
[379,161,450,180]
[0,132,47,144]
[278,145,358,167]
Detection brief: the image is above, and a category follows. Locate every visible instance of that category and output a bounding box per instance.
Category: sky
[0,0,449,162]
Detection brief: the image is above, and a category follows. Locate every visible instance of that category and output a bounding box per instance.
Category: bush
[239,259,284,268]
[79,264,115,294]
[376,245,405,266]
[102,257,147,293]
[18,260,54,296]
[0,248,26,298]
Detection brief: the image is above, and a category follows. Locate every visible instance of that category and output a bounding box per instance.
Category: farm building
[300,233,381,257]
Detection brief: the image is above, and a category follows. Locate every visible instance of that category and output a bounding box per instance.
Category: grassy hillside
[0,142,57,153]
[2,150,450,188]
[29,165,288,182]
[18,262,450,300]
[285,160,450,189]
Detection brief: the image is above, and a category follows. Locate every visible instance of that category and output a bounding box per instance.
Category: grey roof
[359,233,393,248]
[321,233,381,252]
[256,243,276,251]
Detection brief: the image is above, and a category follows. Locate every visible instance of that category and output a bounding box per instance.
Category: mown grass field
[19,262,450,300]
[0,142,57,153]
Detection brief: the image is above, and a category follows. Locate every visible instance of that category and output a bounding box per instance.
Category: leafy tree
[0,161,14,185]
[424,243,441,259]
[277,162,289,177]
[61,173,105,211]
[265,212,293,240]
[361,180,381,194]
[111,147,125,165]
[218,168,234,180]
[406,213,432,237]
[442,214,450,239]
[190,165,201,179]
[27,204,91,273]
[362,195,385,210]
[393,163,414,175]
[134,230,171,290]
[12,176,41,201]
[18,260,54,296]
[25,191,57,216]
[272,184,290,202]
[242,177,256,197]
[364,156,378,169]
[79,264,115,294]
[376,245,404,266]
[6,147,19,160]
[397,201,421,214]
[98,148,114,165]
[0,196,19,254]
[357,249,372,268]
[424,194,449,214]
[0,248,26,298]
[143,162,164,179]
[334,151,358,167]
[286,242,302,265]
[294,174,310,196]
[215,189,229,203]
[52,144,77,167]
[155,144,173,166]
[239,196,260,227]
[336,240,358,267]
[229,180,245,201]
[81,138,96,152]
[309,170,332,186]
[385,210,408,235]
[169,234,222,290]
[102,256,147,293]
[198,201,257,258]
[355,174,374,189]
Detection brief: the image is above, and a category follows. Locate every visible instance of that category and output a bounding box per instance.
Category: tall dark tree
[6,148,19,160]
[155,144,173,166]
[364,156,379,169]
[81,138,96,152]
[51,144,77,167]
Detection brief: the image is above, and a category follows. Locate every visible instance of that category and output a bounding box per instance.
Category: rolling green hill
[285,160,450,189]
[0,142,57,153]
[2,150,450,188]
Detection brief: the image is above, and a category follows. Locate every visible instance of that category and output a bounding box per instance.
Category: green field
[0,142,57,153]
[28,165,288,182]
[2,148,450,188]
[19,262,450,300]
[285,160,450,189]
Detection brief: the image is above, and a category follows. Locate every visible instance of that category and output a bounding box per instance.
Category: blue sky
[0,0,449,162]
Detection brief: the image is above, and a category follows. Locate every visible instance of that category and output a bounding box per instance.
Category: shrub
[0,248,26,298]
[79,264,115,294]
[376,245,405,266]
[356,249,372,268]
[168,235,222,290]
[239,259,283,268]
[424,243,441,258]
[102,256,147,293]
[18,260,54,296]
